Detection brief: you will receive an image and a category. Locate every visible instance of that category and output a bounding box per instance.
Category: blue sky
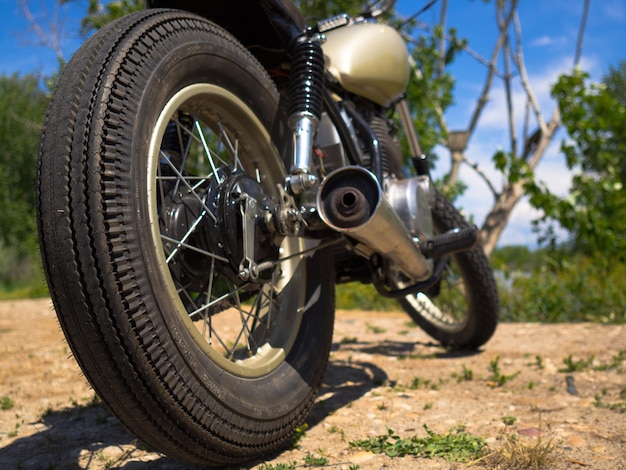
[2,0,624,248]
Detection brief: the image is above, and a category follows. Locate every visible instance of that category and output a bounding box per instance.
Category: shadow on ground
[0,340,403,469]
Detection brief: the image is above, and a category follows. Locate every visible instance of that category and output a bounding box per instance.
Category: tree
[399,0,591,255]
[0,74,50,257]
[528,64,626,260]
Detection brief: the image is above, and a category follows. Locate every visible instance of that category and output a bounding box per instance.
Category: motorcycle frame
[145,0,418,181]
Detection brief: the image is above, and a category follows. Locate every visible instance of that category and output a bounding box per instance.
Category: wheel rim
[404,257,470,332]
[147,83,308,377]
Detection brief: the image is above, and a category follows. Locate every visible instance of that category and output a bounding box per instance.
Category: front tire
[38,10,334,466]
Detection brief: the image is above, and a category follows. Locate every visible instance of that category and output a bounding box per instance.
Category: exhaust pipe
[317,166,433,281]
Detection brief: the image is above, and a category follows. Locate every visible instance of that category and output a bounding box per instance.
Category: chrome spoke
[149,83,307,377]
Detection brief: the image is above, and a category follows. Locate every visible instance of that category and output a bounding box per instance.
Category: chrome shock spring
[286,37,325,193]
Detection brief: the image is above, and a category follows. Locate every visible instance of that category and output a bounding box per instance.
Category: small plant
[259,462,297,470]
[423,402,433,410]
[96,450,116,469]
[481,418,560,470]
[452,364,474,382]
[487,356,520,387]
[366,323,386,334]
[303,450,328,466]
[328,424,345,441]
[533,355,545,370]
[7,422,20,438]
[1,395,15,411]
[291,423,308,449]
[502,416,517,426]
[484,433,560,469]
[594,394,626,413]
[409,377,439,390]
[559,354,594,372]
[594,349,626,371]
[350,425,486,462]
[340,336,358,344]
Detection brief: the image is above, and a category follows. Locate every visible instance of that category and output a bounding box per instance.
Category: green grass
[350,425,486,462]
[1,395,15,411]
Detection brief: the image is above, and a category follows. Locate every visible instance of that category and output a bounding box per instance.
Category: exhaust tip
[318,167,381,230]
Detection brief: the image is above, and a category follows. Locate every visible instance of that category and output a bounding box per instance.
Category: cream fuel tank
[322,21,410,107]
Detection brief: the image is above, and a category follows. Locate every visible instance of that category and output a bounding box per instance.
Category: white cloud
[602,2,626,21]
[531,35,568,48]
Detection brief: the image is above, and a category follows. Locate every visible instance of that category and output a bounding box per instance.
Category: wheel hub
[161,168,281,292]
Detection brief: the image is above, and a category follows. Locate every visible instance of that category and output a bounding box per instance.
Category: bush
[0,242,48,300]
[335,282,401,312]
[498,255,625,323]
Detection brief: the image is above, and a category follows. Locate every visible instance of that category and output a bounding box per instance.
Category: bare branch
[497,2,518,158]
[511,10,547,134]
[574,0,590,68]
[462,155,500,199]
[403,25,506,79]
[527,108,560,170]
[18,0,66,65]
[467,0,518,136]
[436,0,448,78]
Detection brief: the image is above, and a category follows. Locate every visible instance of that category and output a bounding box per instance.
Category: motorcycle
[37,0,498,466]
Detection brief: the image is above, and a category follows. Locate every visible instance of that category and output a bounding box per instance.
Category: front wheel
[37,10,334,466]
[399,192,499,350]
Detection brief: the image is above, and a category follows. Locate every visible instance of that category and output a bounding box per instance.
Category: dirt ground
[0,298,624,469]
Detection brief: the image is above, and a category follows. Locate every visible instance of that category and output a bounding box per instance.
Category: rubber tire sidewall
[400,191,499,350]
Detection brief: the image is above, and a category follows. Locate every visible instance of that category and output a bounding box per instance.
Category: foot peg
[422,226,481,259]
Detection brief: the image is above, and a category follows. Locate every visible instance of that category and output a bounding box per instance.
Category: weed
[533,355,545,370]
[340,336,358,344]
[423,402,433,410]
[480,427,560,469]
[559,354,594,372]
[291,423,308,449]
[593,349,626,371]
[348,465,360,470]
[96,450,115,469]
[0,395,14,411]
[501,416,517,426]
[350,425,486,462]
[398,352,437,360]
[452,364,474,382]
[303,450,328,466]
[594,394,626,413]
[487,356,520,387]
[366,324,386,334]
[7,422,20,438]
[409,377,439,390]
[328,424,345,441]
[527,381,536,390]
[259,462,297,470]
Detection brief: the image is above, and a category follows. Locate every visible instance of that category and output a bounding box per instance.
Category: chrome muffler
[317,166,433,281]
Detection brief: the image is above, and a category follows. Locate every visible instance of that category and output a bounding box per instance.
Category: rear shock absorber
[286,35,325,194]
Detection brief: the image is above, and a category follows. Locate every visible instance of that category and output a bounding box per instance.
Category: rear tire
[399,191,499,350]
[38,10,334,466]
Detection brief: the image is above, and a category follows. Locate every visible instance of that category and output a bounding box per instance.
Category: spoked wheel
[399,192,499,350]
[37,10,334,467]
